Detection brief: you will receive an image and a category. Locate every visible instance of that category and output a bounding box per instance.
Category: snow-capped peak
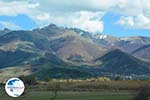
[120,37,129,41]
[99,34,107,39]
[79,31,84,36]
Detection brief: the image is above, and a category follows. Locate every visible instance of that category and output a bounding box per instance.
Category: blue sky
[0,14,36,30]
[0,0,150,37]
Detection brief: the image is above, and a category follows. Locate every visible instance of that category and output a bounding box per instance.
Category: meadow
[0,80,150,100]
[0,91,134,100]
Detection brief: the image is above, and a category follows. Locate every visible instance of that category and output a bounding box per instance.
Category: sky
[0,0,150,37]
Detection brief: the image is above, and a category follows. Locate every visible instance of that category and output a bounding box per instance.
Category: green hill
[96,49,150,74]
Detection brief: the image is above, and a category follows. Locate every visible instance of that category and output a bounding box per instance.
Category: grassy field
[0,91,134,100]
[0,80,149,100]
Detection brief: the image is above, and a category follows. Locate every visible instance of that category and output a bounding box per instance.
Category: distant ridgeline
[0,24,150,80]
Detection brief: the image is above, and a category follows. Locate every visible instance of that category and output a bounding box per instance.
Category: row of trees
[18,75,150,100]
[19,75,37,86]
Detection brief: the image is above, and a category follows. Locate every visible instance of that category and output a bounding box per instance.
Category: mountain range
[0,24,150,80]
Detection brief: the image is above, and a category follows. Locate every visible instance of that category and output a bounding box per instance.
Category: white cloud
[116,14,150,29]
[114,0,150,30]
[36,13,50,21]
[0,0,150,31]
[68,11,104,33]
[45,11,104,33]
[0,21,21,30]
[34,0,116,12]
[116,16,134,28]
[0,1,39,16]
[0,0,107,33]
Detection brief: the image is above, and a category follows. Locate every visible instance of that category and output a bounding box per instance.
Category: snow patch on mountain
[99,34,107,39]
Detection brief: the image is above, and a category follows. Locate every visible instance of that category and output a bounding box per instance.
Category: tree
[19,75,37,86]
[50,83,60,100]
[114,76,122,80]
[134,86,150,100]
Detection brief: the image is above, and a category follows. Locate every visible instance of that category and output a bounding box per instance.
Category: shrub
[134,86,150,100]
